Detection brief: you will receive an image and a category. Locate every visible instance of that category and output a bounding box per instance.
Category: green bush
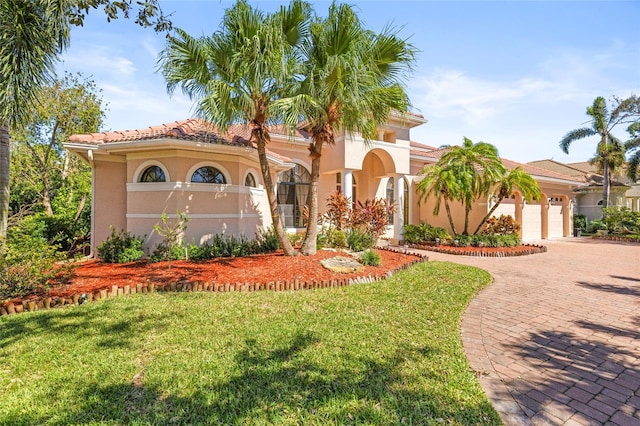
[587,219,607,233]
[402,223,451,243]
[573,214,587,231]
[187,230,281,262]
[0,222,67,298]
[327,229,348,248]
[151,242,186,263]
[359,249,381,266]
[256,227,280,253]
[97,227,145,263]
[347,228,377,252]
[602,207,640,234]
[453,233,520,247]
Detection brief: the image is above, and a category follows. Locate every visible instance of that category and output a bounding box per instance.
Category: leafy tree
[0,0,171,244]
[295,3,415,255]
[0,0,70,243]
[473,167,541,235]
[416,164,460,235]
[559,95,640,208]
[11,73,104,216]
[159,0,311,256]
[624,118,640,182]
[438,137,505,235]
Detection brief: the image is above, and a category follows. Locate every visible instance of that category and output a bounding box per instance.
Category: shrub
[152,211,190,267]
[587,219,607,233]
[327,229,348,248]
[453,233,520,247]
[359,249,381,266]
[323,191,351,230]
[481,215,520,235]
[573,214,587,231]
[97,227,145,263]
[256,227,280,253]
[350,198,396,238]
[403,223,451,243]
[151,242,186,263]
[602,207,640,235]
[0,223,67,298]
[347,228,377,252]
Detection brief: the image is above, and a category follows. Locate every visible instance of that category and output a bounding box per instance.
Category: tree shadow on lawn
[0,301,176,350]
[6,330,499,425]
[503,320,639,423]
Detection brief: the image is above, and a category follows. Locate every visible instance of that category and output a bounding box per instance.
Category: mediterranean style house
[528,159,639,222]
[65,115,584,255]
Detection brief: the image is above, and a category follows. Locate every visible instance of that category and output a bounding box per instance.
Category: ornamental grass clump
[359,249,381,266]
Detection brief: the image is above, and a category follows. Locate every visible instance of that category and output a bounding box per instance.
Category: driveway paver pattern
[423,239,640,425]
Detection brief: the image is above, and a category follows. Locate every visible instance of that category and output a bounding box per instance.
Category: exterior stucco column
[393,175,405,243]
[342,170,353,205]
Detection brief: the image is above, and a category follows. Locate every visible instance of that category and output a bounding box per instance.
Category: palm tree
[0,0,70,243]
[438,137,505,235]
[560,95,639,208]
[416,164,460,236]
[294,2,415,255]
[473,166,541,235]
[159,0,311,256]
[625,121,640,182]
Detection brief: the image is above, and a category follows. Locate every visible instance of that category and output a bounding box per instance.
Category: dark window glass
[245,173,257,187]
[191,166,226,184]
[140,166,166,183]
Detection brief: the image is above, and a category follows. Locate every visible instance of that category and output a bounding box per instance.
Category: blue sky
[59,0,640,164]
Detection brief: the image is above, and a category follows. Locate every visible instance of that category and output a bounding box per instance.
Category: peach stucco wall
[92,157,127,254]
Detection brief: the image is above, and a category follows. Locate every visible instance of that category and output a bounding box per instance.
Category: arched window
[277,164,311,228]
[139,165,166,183]
[245,173,257,188]
[386,177,395,223]
[191,166,226,184]
[597,199,604,206]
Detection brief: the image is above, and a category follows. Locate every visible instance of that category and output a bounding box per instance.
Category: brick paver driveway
[425,238,640,425]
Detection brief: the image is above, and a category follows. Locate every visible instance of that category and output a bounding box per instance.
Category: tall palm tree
[416,164,460,236]
[625,121,640,182]
[159,0,311,256]
[294,2,415,255]
[473,166,541,235]
[560,95,639,208]
[0,0,70,243]
[438,137,505,235]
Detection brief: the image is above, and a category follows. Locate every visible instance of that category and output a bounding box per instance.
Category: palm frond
[558,127,596,154]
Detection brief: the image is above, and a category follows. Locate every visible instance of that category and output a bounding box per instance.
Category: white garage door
[548,205,564,239]
[522,203,542,241]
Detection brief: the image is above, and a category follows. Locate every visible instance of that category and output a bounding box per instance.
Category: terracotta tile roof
[69,118,247,146]
[68,118,299,164]
[414,147,583,183]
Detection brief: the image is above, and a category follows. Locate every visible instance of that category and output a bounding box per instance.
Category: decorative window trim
[186,161,231,186]
[243,168,261,188]
[133,160,171,183]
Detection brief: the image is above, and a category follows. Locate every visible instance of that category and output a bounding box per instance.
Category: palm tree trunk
[300,144,322,256]
[444,198,457,236]
[602,158,610,209]
[255,139,296,256]
[463,204,471,235]
[0,124,10,244]
[473,195,505,235]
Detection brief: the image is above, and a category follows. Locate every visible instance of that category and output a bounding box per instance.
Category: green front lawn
[0,261,501,425]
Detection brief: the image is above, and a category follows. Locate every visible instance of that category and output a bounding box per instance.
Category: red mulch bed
[408,243,547,257]
[1,248,426,313]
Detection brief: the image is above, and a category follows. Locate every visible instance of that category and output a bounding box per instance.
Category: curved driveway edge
[423,239,640,425]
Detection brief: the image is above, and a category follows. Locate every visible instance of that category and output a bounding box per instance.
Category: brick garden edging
[590,235,640,243]
[0,247,428,317]
[407,243,547,257]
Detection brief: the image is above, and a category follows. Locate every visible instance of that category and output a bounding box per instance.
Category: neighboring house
[65,116,583,255]
[528,159,636,222]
